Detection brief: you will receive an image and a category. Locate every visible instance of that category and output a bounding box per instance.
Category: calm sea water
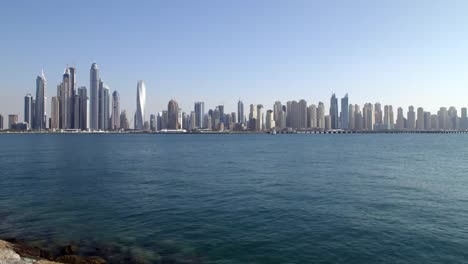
[1,134,468,263]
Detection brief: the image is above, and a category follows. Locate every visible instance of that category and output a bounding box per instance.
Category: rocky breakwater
[0,237,204,264]
[0,239,105,264]
[0,239,58,264]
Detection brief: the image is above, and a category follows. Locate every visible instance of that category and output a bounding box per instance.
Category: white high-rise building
[396,107,405,129]
[407,106,416,130]
[317,102,325,130]
[363,103,374,130]
[98,80,110,130]
[190,111,197,130]
[265,110,275,129]
[178,108,183,130]
[348,104,355,130]
[256,105,264,131]
[249,104,257,130]
[73,94,80,129]
[330,94,339,129]
[416,107,425,130]
[431,114,439,130]
[289,101,298,128]
[120,110,130,130]
[374,102,382,125]
[298,99,308,129]
[461,107,468,130]
[237,100,244,124]
[308,104,317,128]
[90,63,100,130]
[288,100,307,129]
[383,105,394,130]
[325,115,331,130]
[135,80,146,130]
[424,112,431,130]
[438,107,449,130]
[448,106,458,130]
[278,110,286,130]
[273,101,282,125]
[111,91,120,130]
[50,96,59,130]
[286,101,293,128]
[354,104,363,130]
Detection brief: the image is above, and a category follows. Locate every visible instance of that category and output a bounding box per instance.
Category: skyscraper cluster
[3,66,468,133]
[49,64,116,131]
[10,63,142,132]
[158,94,468,132]
[51,67,84,130]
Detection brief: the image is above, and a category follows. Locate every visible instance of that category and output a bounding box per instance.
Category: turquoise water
[1,134,468,263]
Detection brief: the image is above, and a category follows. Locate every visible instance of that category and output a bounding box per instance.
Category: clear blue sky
[2,0,468,119]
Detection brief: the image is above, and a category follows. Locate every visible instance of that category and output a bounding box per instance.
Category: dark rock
[12,243,42,258]
[4,237,18,243]
[55,255,81,264]
[61,244,79,255]
[55,255,106,264]
[84,256,107,264]
[40,248,53,260]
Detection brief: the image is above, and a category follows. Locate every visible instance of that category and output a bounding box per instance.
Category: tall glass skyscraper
[340,93,349,129]
[104,86,110,130]
[34,70,46,130]
[218,105,225,124]
[98,80,110,130]
[135,80,146,130]
[68,67,76,128]
[24,94,33,128]
[194,102,205,128]
[90,63,100,130]
[317,102,325,129]
[62,68,72,129]
[77,87,88,130]
[330,93,339,129]
[238,100,244,124]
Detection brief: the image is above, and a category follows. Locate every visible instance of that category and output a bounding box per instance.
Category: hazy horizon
[2,0,468,119]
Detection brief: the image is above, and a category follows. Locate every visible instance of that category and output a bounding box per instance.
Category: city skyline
[2,63,468,132]
[3,1,468,117]
[4,63,468,126]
